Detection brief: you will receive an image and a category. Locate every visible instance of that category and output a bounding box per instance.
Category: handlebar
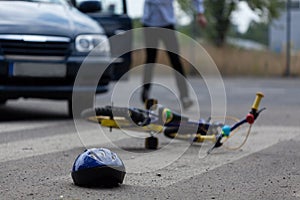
[251,92,264,111]
[208,92,265,154]
[247,92,265,124]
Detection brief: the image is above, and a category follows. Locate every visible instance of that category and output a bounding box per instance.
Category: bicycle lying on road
[82,93,265,154]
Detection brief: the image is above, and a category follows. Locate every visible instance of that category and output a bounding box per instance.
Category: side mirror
[78,1,102,13]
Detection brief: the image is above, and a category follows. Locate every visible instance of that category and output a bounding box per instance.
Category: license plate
[11,62,67,77]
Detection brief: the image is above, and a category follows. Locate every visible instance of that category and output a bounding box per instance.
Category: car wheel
[0,98,7,105]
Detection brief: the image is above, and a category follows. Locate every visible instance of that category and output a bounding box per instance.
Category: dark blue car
[0,0,132,116]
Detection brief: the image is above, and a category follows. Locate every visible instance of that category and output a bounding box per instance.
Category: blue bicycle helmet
[71,148,126,187]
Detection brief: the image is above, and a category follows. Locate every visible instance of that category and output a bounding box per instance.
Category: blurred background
[126,0,300,77]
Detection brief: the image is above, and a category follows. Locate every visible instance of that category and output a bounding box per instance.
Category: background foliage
[177,0,284,46]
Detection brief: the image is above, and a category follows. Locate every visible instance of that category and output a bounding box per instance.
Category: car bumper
[0,55,112,100]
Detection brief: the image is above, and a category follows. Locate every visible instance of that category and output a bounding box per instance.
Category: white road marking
[0,121,64,134]
[123,126,300,186]
[0,127,131,163]
[1,125,299,188]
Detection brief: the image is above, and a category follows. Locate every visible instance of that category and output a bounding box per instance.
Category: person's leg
[142,48,157,102]
[142,26,159,102]
[167,51,189,98]
[161,25,193,108]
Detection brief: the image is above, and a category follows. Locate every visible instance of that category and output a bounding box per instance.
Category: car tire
[0,98,7,105]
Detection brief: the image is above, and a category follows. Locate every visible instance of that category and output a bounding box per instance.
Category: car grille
[0,35,71,61]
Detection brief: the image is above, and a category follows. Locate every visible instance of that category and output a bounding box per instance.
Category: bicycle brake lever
[257,107,266,114]
[253,107,266,120]
[207,134,223,155]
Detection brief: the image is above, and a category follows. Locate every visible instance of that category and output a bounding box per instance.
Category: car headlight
[75,34,110,56]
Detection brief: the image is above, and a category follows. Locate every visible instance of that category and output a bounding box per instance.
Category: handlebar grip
[251,92,264,111]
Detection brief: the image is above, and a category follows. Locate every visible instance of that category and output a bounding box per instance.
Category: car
[0,0,132,116]
[73,0,132,80]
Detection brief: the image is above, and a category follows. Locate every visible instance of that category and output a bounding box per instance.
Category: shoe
[141,88,149,103]
[181,97,193,110]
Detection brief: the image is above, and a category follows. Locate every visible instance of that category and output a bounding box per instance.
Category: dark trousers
[143,24,188,98]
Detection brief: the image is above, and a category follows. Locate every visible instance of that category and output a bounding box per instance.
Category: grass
[130,43,300,77]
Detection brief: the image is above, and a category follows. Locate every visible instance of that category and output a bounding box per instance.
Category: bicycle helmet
[71,148,126,187]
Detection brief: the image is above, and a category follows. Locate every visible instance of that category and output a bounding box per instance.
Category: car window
[76,0,124,15]
[100,0,124,15]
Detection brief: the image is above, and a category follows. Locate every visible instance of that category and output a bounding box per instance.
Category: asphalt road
[0,75,299,199]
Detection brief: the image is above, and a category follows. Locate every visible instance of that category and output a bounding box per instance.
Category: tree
[230,21,269,45]
[204,0,236,46]
[177,0,283,46]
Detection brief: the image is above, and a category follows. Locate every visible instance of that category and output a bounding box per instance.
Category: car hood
[0,1,104,38]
